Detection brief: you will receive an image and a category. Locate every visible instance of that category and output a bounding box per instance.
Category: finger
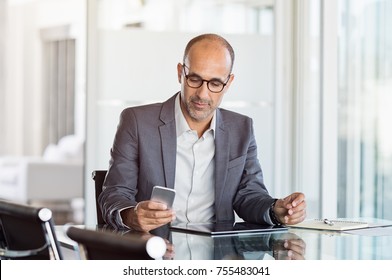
[282,195,294,209]
[291,193,305,207]
[292,200,306,212]
[139,214,174,226]
[285,241,305,255]
[287,203,306,218]
[134,209,175,232]
[282,193,304,209]
[288,250,305,260]
[276,250,291,260]
[275,198,292,212]
[136,202,174,218]
[138,217,173,232]
[285,212,306,225]
[287,239,306,249]
[147,209,175,221]
[141,200,169,211]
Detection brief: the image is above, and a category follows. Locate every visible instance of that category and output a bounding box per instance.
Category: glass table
[56,219,392,260]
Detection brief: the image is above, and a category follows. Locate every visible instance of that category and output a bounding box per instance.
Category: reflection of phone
[150,186,176,209]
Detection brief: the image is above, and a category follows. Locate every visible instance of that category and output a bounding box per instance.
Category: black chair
[0,199,63,260]
[91,170,107,226]
[66,226,166,260]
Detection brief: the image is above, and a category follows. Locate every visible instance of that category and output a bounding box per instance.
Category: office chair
[91,170,107,226]
[66,226,166,260]
[0,199,63,259]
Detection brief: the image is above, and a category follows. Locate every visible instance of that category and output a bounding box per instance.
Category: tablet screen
[170,221,287,236]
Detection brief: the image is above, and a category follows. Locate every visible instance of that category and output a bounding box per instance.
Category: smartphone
[150,186,176,209]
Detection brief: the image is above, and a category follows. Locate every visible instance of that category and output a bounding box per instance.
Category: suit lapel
[214,109,229,212]
[159,94,177,189]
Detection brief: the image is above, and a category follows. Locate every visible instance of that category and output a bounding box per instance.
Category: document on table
[290,219,369,231]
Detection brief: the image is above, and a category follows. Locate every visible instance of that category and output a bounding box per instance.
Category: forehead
[185,40,232,77]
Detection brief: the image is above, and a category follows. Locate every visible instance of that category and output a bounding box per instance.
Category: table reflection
[171,231,306,260]
[78,222,392,260]
[97,224,306,260]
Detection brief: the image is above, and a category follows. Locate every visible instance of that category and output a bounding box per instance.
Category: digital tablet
[170,221,287,236]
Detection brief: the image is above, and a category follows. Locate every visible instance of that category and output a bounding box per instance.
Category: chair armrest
[0,244,49,258]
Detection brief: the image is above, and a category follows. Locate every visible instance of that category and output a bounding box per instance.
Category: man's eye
[210,81,224,87]
[188,76,202,83]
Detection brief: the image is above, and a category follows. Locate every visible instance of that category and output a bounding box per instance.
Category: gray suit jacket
[99,93,275,228]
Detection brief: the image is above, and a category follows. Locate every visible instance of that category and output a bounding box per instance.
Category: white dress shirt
[172,95,216,223]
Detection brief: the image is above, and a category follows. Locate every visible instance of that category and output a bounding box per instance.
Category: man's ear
[177,63,183,83]
[225,74,235,90]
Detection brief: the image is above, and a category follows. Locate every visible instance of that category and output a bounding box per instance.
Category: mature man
[99,33,306,232]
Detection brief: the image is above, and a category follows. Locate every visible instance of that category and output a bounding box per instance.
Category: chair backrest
[91,170,107,226]
[0,199,63,259]
[66,226,167,260]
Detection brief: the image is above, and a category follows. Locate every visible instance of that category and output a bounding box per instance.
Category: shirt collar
[175,94,216,138]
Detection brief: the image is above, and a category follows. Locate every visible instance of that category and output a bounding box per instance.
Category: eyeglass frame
[182,64,231,93]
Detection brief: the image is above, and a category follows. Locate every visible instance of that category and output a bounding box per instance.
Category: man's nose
[196,81,211,98]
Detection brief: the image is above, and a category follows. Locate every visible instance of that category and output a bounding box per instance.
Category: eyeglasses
[182,64,230,93]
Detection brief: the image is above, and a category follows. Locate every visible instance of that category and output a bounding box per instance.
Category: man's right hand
[121,200,176,232]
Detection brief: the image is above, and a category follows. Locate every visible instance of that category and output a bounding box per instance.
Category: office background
[0,0,391,226]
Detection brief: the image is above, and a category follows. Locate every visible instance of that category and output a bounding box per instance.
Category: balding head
[183,34,235,73]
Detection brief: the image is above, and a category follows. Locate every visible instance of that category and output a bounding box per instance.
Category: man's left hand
[274,192,306,225]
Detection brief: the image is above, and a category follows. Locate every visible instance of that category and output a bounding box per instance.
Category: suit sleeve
[98,108,140,228]
[232,118,276,224]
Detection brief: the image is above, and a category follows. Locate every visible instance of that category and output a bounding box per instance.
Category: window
[41,29,76,146]
[338,0,392,219]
